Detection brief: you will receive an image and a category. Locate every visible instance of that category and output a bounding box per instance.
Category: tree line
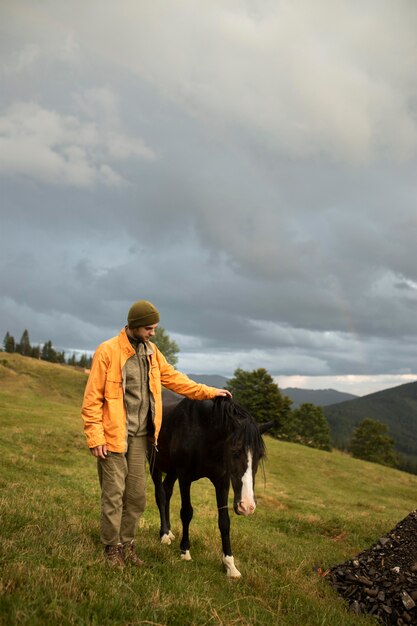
[2,326,180,371]
[3,330,93,368]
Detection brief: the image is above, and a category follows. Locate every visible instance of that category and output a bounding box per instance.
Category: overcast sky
[1,1,416,396]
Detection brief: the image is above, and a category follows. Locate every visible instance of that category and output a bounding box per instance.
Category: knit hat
[127,300,160,329]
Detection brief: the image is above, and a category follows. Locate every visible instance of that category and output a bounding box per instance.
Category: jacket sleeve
[155,346,219,400]
[81,347,108,448]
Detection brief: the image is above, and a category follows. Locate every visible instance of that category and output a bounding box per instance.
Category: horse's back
[157,396,217,476]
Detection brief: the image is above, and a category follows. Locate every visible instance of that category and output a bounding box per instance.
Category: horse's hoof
[161,534,172,545]
[168,530,175,541]
[180,550,192,561]
[222,555,241,579]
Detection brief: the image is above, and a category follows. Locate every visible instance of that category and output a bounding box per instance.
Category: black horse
[149,392,273,578]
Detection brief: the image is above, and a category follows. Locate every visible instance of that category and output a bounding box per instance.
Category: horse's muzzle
[235,500,256,516]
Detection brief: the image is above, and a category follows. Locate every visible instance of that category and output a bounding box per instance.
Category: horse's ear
[258,420,276,434]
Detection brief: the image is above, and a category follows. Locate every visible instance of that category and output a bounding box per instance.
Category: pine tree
[18,329,32,356]
[350,418,398,467]
[41,340,58,363]
[77,353,92,369]
[56,351,66,364]
[31,345,41,359]
[151,326,179,366]
[67,354,77,366]
[226,368,292,435]
[282,403,332,451]
[3,332,15,353]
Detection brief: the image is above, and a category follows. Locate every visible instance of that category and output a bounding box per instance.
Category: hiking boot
[122,541,144,567]
[104,544,124,568]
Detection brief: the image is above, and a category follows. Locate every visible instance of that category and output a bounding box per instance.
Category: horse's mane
[211,397,266,458]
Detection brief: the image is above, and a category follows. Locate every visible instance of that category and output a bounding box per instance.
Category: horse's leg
[215,482,241,579]
[151,466,171,543]
[161,471,177,544]
[178,478,193,561]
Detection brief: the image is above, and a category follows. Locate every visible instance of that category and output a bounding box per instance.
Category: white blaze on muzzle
[237,451,256,515]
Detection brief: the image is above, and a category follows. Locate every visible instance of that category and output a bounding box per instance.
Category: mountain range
[280,387,358,407]
[187,374,358,406]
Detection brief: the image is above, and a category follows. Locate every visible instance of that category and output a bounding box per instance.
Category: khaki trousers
[97,435,147,546]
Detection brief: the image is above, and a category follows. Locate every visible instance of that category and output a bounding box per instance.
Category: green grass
[1,353,417,625]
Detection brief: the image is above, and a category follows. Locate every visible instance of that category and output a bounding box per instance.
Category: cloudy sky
[1,1,416,396]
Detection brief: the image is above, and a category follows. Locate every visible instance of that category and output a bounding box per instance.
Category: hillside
[2,353,417,625]
[0,350,87,406]
[323,380,417,464]
[281,387,358,407]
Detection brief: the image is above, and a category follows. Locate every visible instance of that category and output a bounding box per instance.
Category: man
[81,299,231,568]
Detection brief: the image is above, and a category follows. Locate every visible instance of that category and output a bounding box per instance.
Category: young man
[81,299,231,567]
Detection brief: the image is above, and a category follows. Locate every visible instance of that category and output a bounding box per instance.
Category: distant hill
[281,387,358,407]
[188,376,357,407]
[323,381,417,467]
[187,374,230,389]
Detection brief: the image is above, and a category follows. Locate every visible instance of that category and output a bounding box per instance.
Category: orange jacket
[81,327,219,452]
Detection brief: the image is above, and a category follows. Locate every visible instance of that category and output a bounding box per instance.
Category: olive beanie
[127,300,160,329]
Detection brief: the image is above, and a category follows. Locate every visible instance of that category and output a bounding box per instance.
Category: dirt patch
[327,510,417,624]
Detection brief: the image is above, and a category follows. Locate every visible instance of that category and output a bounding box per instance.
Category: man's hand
[90,444,108,459]
[213,389,232,398]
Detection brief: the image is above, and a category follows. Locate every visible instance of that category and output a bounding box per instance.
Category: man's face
[128,324,158,342]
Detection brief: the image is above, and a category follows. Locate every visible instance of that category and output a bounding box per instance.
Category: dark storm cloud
[1,1,416,393]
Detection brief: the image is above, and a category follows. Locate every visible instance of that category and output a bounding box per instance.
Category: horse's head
[230,446,259,516]
[229,417,275,516]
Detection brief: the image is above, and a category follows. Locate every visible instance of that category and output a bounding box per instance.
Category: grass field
[1,353,417,625]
